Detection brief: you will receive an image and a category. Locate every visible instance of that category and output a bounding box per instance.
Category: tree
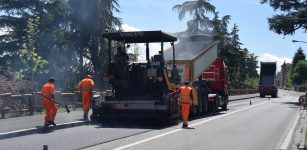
[211,12,231,44]
[17,14,48,80]
[0,0,122,89]
[68,0,121,78]
[223,24,258,89]
[290,47,306,85]
[172,0,215,35]
[260,0,307,35]
[292,60,307,85]
[0,0,40,73]
[292,47,306,67]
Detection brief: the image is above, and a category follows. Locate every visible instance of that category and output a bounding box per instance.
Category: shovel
[34,92,70,113]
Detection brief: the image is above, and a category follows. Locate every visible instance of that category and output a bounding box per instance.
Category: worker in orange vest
[41,78,57,126]
[169,81,193,128]
[78,75,94,119]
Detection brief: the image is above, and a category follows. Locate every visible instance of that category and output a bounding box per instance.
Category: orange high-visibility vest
[180,86,192,104]
[78,78,94,93]
[41,83,54,99]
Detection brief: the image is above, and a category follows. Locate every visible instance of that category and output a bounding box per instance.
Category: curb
[0,120,88,140]
[299,110,307,149]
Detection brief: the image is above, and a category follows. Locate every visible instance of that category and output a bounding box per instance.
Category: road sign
[300,96,307,104]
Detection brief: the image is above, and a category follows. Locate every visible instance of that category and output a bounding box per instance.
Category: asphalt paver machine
[91,31,180,123]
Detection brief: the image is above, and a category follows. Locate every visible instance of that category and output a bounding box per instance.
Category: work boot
[49,121,56,126]
[182,124,188,128]
[83,113,88,120]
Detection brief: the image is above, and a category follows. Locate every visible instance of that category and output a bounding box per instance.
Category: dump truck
[259,62,278,98]
[164,34,229,115]
[90,31,180,123]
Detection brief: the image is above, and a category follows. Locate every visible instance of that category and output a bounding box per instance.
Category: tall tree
[17,14,48,80]
[292,60,307,85]
[0,0,122,89]
[224,24,258,89]
[290,47,306,85]
[172,0,215,36]
[211,12,230,44]
[0,0,40,73]
[292,47,306,67]
[68,0,121,78]
[260,0,307,35]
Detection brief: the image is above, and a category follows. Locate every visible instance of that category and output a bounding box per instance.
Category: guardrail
[0,89,257,119]
[229,89,258,96]
[0,91,85,119]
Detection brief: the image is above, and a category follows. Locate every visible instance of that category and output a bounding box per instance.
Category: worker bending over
[78,75,94,119]
[169,81,193,128]
[41,78,57,126]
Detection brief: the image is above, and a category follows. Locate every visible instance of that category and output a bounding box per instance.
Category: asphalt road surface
[0,90,300,150]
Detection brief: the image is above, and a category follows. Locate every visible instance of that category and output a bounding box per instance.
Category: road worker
[114,47,129,64]
[78,75,94,119]
[169,81,193,128]
[41,77,57,126]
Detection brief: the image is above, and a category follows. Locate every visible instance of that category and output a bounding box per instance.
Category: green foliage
[223,24,258,89]
[292,60,307,85]
[260,0,307,35]
[242,77,259,89]
[290,48,306,85]
[18,14,48,79]
[0,0,121,89]
[292,47,306,67]
[172,0,216,35]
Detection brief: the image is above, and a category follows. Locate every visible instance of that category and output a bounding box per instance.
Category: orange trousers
[82,92,92,115]
[43,99,58,124]
[181,103,191,126]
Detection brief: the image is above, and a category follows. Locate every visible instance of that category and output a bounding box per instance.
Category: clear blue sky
[118,0,307,72]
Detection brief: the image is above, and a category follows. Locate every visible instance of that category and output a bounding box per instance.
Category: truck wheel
[90,113,99,122]
[222,104,227,111]
[260,94,264,98]
[197,100,203,116]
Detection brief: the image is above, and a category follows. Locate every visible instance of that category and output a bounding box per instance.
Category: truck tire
[197,99,203,116]
[260,94,265,98]
[222,104,227,111]
[208,97,218,115]
[221,96,228,111]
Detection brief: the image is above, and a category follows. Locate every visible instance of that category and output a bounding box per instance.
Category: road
[0,90,301,150]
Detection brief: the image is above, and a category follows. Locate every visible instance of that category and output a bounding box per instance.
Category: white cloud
[258,53,292,73]
[121,24,141,31]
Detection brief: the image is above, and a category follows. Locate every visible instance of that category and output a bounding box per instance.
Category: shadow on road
[273,101,301,109]
[90,111,227,130]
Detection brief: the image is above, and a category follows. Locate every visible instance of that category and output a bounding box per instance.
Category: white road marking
[113,101,270,150]
[279,110,300,150]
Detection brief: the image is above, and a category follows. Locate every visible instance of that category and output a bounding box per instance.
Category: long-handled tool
[34,92,70,113]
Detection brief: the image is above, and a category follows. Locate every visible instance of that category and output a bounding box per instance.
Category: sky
[117,0,307,72]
